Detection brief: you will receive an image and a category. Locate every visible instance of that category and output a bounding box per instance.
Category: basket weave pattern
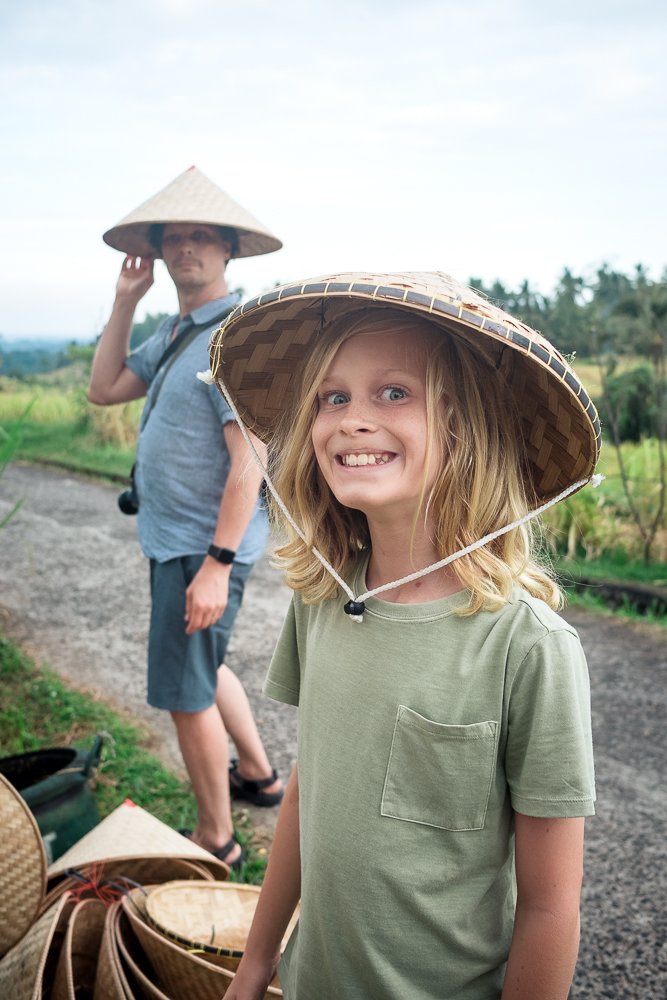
[0,774,48,956]
[211,272,601,502]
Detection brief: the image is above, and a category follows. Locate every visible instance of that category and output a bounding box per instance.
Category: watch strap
[207,544,236,565]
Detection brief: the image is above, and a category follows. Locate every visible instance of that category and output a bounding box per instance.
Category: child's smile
[311,328,440,526]
[337,451,394,467]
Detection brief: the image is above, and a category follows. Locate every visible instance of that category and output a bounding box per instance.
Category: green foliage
[5,416,135,479]
[0,634,267,883]
[67,341,95,365]
[564,586,667,625]
[542,438,666,564]
[0,343,73,378]
[0,397,36,528]
[130,311,170,348]
[595,365,658,442]
[471,263,666,363]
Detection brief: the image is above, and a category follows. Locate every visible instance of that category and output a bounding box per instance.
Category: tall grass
[543,438,666,564]
[0,380,140,479]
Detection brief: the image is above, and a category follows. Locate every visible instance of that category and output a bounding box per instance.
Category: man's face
[160,223,231,292]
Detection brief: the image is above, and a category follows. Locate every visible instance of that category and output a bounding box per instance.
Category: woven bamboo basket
[0,892,75,1000]
[94,900,133,1000]
[52,897,107,1000]
[115,906,172,1000]
[121,888,282,999]
[144,881,298,967]
[0,772,48,956]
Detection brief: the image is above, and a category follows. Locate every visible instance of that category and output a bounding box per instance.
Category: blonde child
[206,271,600,1000]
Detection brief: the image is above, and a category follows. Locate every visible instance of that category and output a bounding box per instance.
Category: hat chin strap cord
[199,369,604,623]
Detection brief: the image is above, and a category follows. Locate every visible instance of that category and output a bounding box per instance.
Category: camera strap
[140,304,235,428]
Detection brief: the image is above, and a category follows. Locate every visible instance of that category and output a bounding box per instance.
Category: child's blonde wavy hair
[268,306,561,614]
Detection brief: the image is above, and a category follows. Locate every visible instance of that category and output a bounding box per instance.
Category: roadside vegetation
[0,635,268,883]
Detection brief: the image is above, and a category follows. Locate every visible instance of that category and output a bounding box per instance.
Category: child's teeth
[344,453,386,466]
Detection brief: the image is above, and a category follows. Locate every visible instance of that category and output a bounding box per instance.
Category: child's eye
[322,391,349,406]
[381,386,407,401]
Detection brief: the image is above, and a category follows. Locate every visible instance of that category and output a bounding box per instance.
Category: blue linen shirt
[125,294,269,564]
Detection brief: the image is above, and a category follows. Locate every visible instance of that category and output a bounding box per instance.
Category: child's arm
[501,813,585,1000]
[225,765,302,1000]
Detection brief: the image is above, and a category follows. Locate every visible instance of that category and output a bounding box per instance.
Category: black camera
[118,465,139,515]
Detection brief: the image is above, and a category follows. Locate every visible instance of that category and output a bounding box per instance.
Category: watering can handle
[82,734,104,777]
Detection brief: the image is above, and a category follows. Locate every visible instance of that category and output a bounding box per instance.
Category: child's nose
[339,400,376,433]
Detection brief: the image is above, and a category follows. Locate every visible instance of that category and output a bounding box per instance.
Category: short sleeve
[208,383,237,425]
[263,596,301,707]
[125,319,174,386]
[506,628,596,818]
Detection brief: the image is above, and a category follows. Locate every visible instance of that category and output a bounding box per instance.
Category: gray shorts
[147,554,253,712]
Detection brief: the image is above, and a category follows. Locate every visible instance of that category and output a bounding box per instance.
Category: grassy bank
[0,635,267,883]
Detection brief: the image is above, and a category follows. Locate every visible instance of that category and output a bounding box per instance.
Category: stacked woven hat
[0,796,296,998]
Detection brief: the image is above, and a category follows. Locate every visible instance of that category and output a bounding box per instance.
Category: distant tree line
[472,264,666,447]
[470,263,666,360]
[0,344,72,378]
[0,312,171,378]
[3,272,664,449]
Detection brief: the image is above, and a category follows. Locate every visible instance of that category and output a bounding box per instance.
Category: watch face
[209,545,235,564]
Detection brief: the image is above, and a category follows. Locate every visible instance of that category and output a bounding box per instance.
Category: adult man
[89,167,284,869]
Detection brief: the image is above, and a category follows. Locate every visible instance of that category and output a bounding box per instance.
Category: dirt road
[1,463,665,998]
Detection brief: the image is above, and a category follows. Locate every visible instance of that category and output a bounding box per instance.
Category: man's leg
[216,664,283,794]
[171,704,242,865]
[148,556,243,864]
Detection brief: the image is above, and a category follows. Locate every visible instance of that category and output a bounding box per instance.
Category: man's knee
[170,704,215,727]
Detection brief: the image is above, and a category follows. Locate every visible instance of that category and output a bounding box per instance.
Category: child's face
[311,327,441,527]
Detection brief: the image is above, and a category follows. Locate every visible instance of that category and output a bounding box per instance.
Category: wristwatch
[207,544,236,564]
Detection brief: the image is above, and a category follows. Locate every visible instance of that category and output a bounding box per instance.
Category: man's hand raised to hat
[116,254,154,305]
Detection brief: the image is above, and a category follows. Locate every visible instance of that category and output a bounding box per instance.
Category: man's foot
[179,828,244,871]
[229,759,284,807]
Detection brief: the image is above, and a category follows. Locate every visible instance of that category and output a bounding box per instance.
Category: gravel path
[1,462,665,998]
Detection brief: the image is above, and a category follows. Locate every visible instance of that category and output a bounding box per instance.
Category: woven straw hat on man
[103,165,282,260]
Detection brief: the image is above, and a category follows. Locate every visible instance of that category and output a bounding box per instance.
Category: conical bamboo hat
[48,799,228,880]
[103,165,282,259]
[210,270,601,503]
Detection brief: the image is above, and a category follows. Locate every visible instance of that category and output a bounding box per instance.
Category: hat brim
[210,271,601,503]
[101,165,282,259]
[102,221,282,260]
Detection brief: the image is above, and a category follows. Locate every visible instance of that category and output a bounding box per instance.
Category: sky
[1,0,666,340]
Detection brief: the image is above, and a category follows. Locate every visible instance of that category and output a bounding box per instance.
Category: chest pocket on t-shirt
[381,706,498,832]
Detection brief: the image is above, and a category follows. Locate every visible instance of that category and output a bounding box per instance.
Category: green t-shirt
[265,563,595,1000]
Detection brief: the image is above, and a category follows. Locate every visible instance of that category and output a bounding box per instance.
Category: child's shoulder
[504,587,579,641]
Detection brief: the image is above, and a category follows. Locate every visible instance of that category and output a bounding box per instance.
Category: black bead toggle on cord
[344,600,366,616]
